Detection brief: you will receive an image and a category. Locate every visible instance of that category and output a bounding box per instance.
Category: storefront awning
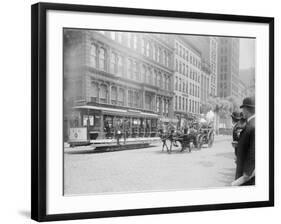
[73,105,127,113]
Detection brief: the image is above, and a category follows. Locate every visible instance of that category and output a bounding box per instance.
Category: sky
[239,38,256,70]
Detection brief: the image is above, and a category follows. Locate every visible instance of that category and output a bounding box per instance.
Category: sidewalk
[214,134,232,142]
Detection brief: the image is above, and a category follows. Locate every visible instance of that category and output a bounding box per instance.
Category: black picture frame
[31,2,274,222]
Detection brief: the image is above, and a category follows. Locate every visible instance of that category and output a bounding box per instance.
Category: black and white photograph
[30,2,274,222]
[63,29,256,195]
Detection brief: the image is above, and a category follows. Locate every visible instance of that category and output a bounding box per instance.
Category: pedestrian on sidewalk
[231,111,246,159]
[231,96,255,186]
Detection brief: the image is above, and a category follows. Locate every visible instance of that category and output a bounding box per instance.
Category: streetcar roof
[72,105,159,118]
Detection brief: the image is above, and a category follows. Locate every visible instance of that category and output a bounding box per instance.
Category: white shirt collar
[247,114,255,123]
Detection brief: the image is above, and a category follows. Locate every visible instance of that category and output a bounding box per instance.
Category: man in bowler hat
[231,96,255,186]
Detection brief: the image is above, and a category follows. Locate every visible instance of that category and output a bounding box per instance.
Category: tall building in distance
[217,37,240,101]
[209,37,218,97]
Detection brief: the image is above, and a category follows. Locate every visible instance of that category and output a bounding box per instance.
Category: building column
[106,47,111,73]
[117,86,120,106]
[160,97,163,116]
[142,90,145,109]
[168,97,174,118]
[97,82,100,103]
[108,84,111,104]
[124,88,128,107]
[153,94,157,111]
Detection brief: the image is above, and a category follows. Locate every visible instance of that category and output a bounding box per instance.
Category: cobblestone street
[64,136,236,195]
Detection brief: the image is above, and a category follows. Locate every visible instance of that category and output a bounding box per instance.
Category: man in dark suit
[231,112,246,158]
[231,97,255,186]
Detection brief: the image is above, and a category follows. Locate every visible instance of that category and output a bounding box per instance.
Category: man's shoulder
[248,117,255,129]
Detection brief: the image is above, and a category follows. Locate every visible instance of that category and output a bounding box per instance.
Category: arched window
[110,52,117,74]
[133,91,139,108]
[163,51,167,66]
[133,61,138,80]
[157,47,160,62]
[99,84,108,104]
[118,88,125,106]
[168,77,171,91]
[152,44,156,60]
[90,81,98,102]
[117,56,123,76]
[146,41,150,57]
[167,53,170,67]
[111,86,117,105]
[99,48,106,71]
[133,34,138,50]
[156,97,160,113]
[157,73,161,88]
[90,44,97,68]
[141,38,145,55]
[128,90,134,107]
[127,59,133,79]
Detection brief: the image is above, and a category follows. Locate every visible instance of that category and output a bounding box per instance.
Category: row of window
[98,31,171,68]
[175,77,200,98]
[175,59,200,82]
[175,42,201,69]
[156,97,170,116]
[174,96,200,114]
[90,82,141,108]
[90,81,171,112]
[90,43,172,91]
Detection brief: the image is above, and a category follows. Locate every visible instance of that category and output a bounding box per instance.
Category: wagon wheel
[208,132,214,148]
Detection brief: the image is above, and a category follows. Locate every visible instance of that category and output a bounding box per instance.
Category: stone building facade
[64,29,174,139]
[173,36,202,127]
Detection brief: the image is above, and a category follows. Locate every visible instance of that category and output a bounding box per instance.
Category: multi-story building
[63,29,174,140]
[185,36,218,108]
[200,61,211,111]
[217,37,240,100]
[173,36,202,126]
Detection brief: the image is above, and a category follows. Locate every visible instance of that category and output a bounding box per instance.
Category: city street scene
[63,29,256,195]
